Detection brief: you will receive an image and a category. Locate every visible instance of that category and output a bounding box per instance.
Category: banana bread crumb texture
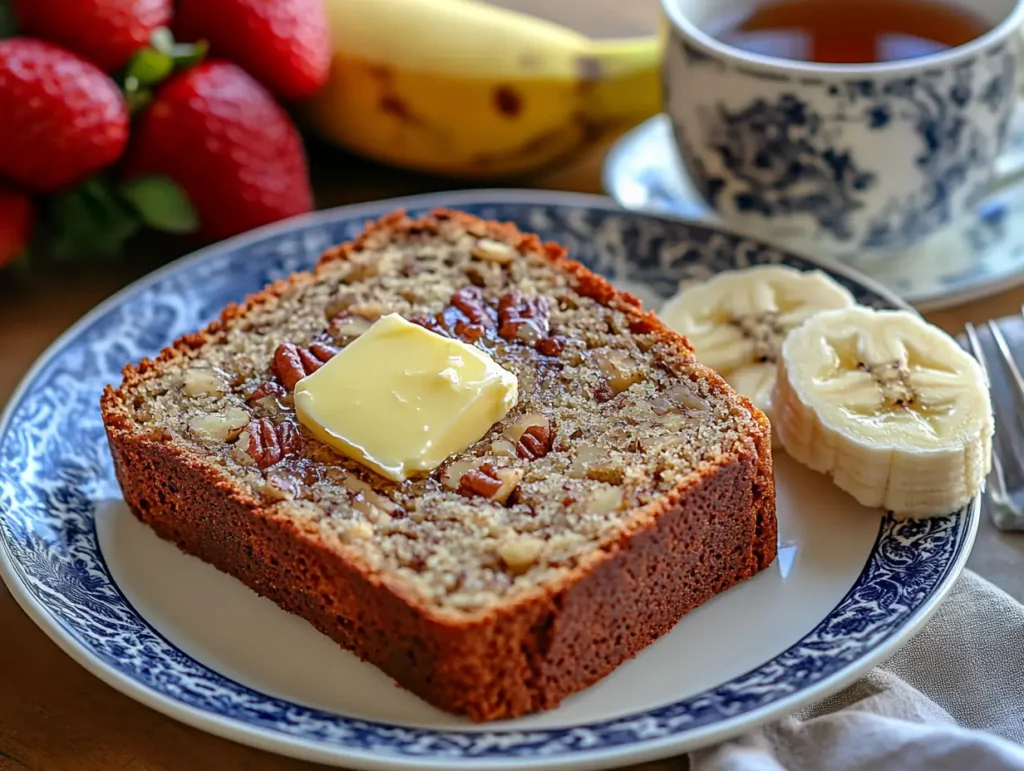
[101,210,776,720]
[104,210,772,616]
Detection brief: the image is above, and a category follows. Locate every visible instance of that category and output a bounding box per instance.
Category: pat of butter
[294,313,518,482]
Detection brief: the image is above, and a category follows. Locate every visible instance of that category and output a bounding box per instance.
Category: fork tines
[964,315,1024,531]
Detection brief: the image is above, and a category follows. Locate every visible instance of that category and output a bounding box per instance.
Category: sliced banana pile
[659,265,856,418]
[774,307,993,517]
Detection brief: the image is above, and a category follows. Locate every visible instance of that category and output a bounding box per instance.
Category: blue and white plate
[0,191,977,771]
[604,114,1024,312]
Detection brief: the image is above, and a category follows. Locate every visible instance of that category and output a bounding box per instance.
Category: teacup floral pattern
[664,18,1022,255]
[698,92,876,241]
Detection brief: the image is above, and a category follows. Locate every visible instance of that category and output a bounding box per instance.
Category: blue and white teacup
[661,0,1024,262]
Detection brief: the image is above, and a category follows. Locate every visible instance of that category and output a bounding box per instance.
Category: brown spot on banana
[374,91,454,149]
[379,94,413,121]
[493,85,523,118]
[469,112,608,172]
[365,64,393,82]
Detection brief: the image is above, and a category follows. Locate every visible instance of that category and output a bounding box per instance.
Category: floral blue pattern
[0,193,974,763]
[700,93,876,241]
[681,37,1019,251]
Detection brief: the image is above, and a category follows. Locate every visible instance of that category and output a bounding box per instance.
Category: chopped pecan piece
[243,417,301,470]
[456,462,522,504]
[596,349,643,394]
[594,383,615,403]
[498,290,550,344]
[450,286,493,327]
[181,366,227,397]
[323,292,358,320]
[248,380,287,403]
[247,379,293,417]
[413,287,499,344]
[650,384,707,415]
[308,341,339,361]
[489,438,519,458]
[453,319,485,343]
[567,443,606,479]
[498,535,544,574]
[536,336,565,357]
[188,408,249,442]
[504,412,553,459]
[587,486,625,515]
[516,423,553,460]
[447,286,495,343]
[341,259,380,284]
[347,301,385,320]
[457,465,502,498]
[328,313,373,341]
[262,470,302,501]
[471,238,516,264]
[272,342,338,390]
[410,314,452,338]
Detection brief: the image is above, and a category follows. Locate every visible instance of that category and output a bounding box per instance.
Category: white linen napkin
[687,570,1024,771]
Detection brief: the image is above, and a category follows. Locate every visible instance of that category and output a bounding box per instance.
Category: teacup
[660,0,1024,262]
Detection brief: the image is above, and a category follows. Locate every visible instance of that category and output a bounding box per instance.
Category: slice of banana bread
[101,209,776,722]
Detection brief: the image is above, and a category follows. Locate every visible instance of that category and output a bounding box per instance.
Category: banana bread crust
[101,209,777,721]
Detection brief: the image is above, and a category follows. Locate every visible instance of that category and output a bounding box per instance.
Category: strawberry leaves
[0,10,211,270]
[49,178,139,259]
[150,27,208,68]
[44,29,207,262]
[121,176,198,233]
[0,0,17,40]
[48,175,198,261]
[121,28,207,114]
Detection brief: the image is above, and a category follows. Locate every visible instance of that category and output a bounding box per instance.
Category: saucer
[604,114,1024,312]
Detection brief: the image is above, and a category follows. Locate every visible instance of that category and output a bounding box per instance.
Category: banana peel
[302,0,663,179]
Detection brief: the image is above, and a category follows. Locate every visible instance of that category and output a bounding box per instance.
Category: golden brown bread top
[101,209,770,617]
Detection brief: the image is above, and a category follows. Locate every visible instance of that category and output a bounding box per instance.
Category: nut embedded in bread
[100,209,777,721]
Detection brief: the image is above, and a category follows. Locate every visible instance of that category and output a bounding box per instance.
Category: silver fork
[964,318,1024,531]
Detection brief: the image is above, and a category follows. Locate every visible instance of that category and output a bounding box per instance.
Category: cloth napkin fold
[688,570,1024,771]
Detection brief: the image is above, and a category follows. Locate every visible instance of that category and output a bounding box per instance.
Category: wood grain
[1,2,1022,766]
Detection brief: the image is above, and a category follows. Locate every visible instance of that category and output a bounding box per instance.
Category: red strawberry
[12,0,172,73]
[173,0,330,102]
[0,186,33,269]
[123,61,314,241]
[0,185,33,268]
[0,39,129,193]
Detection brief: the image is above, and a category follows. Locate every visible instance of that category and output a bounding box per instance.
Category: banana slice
[659,265,856,417]
[774,307,993,517]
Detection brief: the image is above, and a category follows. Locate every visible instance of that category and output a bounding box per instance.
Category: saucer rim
[602,114,1024,313]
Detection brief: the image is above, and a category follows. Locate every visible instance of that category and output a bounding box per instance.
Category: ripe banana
[774,307,993,517]
[302,0,661,178]
[658,265,856,420]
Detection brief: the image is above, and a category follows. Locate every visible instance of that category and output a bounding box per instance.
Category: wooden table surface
[2,3,1024,769]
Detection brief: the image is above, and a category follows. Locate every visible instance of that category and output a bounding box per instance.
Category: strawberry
[11,0,169,74]
[0,39,129,193]
[0,186,33,270]
[173,0,330,102]
[123,61,314,240]
[11,0,172,74]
